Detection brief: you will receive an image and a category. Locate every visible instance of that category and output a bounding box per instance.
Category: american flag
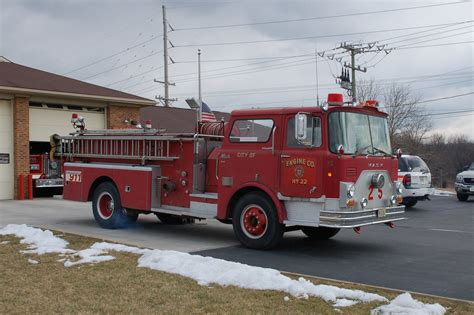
[201,101,217,122]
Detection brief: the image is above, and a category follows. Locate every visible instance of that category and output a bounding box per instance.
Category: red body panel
[63,164,153,210]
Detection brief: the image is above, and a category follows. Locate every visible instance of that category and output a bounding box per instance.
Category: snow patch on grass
[0,224,446,313]
[0,224,74,254]
[371,293,446,315]
[28,258,39,264]
[434,189,455,196]
[64,242,149,267]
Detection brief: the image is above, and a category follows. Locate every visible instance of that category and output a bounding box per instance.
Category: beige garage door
[0,99,14,200]
[29,105,105,141]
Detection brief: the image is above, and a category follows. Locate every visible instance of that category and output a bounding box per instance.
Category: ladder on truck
[55,129,194,161]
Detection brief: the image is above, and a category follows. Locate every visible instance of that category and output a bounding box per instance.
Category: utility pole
[315,47,320,106]
[198,49,202,119]
[339,42,368,103]
[155,5,176,107]
[162,5,170,106]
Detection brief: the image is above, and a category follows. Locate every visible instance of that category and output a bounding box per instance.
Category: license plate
[378,208,387,218]
[470,186,474,192]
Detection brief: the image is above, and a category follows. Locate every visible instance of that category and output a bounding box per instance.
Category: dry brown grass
[0,232,472,314]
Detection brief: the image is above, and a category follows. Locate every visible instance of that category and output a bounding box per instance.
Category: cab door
[279,115,324,198]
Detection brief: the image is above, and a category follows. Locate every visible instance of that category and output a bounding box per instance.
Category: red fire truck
[30,141,63,197]
[56,93,405,249]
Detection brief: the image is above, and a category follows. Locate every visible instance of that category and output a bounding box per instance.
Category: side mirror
[295,113,308,142]
[396,148,402,158]
[319,101,329,112]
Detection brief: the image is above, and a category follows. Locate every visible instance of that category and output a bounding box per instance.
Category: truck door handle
[281,154,291,158]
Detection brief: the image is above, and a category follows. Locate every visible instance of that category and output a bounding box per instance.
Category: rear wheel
[232,192,284,250]
[92,182,135,229]
[301,227,340,240]
[457,193,469,201]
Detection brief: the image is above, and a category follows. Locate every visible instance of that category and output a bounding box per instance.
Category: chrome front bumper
[35,178,64,188]
[455,183,474,195]
[319,205,405,228]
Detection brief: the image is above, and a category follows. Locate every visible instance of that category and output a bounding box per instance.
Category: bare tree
[356,79,380,101]
[357,79,431,152]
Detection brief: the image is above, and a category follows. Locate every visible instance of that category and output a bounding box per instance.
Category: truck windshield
[329,111,391,155]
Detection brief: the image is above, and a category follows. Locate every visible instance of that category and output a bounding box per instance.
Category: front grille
[464,178,474,184]
[346,167,357,177]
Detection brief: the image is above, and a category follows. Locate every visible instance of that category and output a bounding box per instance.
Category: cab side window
[287,117,322,147]
[229,119,274,143]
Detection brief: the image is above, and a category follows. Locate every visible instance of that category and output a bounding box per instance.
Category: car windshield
[329,111,391,155]
[469,162,474,170]
[399,156,430,173]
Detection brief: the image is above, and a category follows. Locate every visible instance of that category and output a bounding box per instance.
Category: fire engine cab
[55,93,405,249]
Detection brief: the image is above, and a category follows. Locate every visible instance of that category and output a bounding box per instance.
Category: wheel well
[227,187,272,219]
[88,176,116,201]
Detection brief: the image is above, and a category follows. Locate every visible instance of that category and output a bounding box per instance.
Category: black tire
[156,213,194,224]
[457,193,469,202]
[402,198,418,208]
[232,192,284,250]
[301,226,340,240]
[92,182,134,229]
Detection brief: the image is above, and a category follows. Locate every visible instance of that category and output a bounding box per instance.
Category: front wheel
[457,193,469,201]
[92,182,135,229]
[301,227,340,240]
[402,198,418,208]
[232,192,284,250]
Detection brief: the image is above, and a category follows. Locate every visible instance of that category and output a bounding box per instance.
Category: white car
[398,155,434,208]
[455,162,474,201]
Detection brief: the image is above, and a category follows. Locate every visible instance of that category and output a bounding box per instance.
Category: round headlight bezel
[347,184,356,198]
[396,181,403,194]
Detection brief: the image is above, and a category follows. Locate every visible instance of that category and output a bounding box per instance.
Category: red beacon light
[71,113,85,130]
[327,93,344,106]
[365,100,379,107]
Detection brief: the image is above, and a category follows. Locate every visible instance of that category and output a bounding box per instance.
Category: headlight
[347,184,355,198]
[360,198,368,208]
[456,175,463,183]
[390,195,397,205]
[395,181,403,194]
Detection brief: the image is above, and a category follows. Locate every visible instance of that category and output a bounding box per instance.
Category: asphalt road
[195,196,474,301]
[0,195,472,300]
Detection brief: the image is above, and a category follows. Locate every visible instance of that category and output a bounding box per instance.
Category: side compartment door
[279,115,323,198]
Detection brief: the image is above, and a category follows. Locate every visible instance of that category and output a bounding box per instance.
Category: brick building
[0,57,155,200]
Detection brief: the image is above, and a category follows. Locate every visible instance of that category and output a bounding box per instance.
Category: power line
[382,25,473,47]
[81,50,163,80]
[62,34,163,75]
[174,1,469,31]
[171,77,472,99]
[106,65,165,87]
[375,20,473,43]
[416,92,474,104]
[174,57,318,84]
[174,21,472,47]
